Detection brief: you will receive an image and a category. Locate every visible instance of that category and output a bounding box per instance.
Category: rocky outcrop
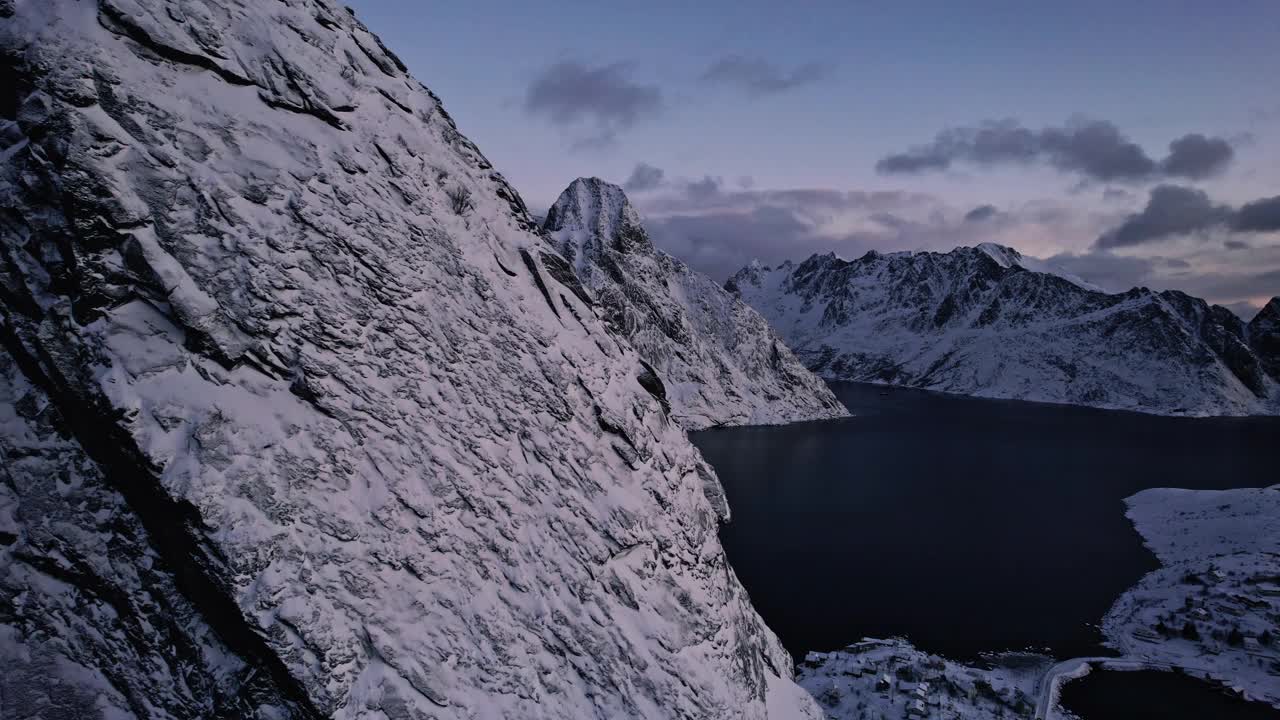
[0,2,818,718]
[730,244,1279,416]
[543,178,846,430]
[0,351,312,718]
[1248,297,1280,380]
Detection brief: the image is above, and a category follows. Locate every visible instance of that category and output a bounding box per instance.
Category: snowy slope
[543,178,846,430]
[0,2,819,718]
[729,245,1280,416]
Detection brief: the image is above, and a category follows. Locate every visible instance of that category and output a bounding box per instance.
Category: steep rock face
[0,2,818,718]
[1,351,309,718]
[543,178,845,430]
[1248,297,1280,380]
[730,245,1279,416]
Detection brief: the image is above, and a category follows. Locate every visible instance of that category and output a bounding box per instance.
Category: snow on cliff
[729,246,1280,416]
[543,178,846,430]
[0,1,819,717]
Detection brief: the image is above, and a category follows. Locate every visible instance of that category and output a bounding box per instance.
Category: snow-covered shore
[1098,485,1280,707]
[797,639,1048,719]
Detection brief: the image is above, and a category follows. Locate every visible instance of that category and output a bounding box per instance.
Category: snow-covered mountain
[0,2,821,718]
[729,244,1280,416]
[543,178,846,430]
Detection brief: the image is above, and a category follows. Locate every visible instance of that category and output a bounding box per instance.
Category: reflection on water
[692,382,1280,661]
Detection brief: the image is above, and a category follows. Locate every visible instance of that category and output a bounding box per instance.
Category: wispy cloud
[699,55,832,96]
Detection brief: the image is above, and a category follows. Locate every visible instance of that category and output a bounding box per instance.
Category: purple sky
[346,1,1280,315]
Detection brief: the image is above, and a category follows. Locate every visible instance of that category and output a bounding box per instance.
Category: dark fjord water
[692,382,1280,663]
[1058,670,1280,719]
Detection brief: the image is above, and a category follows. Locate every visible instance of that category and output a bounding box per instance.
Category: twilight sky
[346,0,1280,315]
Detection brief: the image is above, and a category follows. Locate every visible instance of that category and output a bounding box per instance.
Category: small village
[1102,546,1280,706]
[1098,485,1280,708]
[797,639,1048,720]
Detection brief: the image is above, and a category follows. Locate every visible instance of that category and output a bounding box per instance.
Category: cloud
[643,180,934,217]
[875,150,952,174]
[637,182,944,280]
[1046,249,1280,307]
[622,162,665,192]
[1232,195,1280,233]
[876,118,1236,183]
[964,204,999,222]
[685,175,725,202]
[1198,269,1280,300]
[629,173,1280,306]
[1159,133,1235,180]
[1102,187,1133,203]
[1037,121,1156,181]
[700,55,832,96]
[636,181,1053,281]
[1046,251,1159,290]
[524,60,662,146]
[646,205,837,281]
[1095,185,1232,249]
[1094,187,1280,249]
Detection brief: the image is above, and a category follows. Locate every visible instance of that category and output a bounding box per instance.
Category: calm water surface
[692,382,1280,662]
[1059,670,1279,719]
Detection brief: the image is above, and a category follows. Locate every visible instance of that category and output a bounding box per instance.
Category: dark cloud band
[877,119,1234,183]
[1095,185,1280,249]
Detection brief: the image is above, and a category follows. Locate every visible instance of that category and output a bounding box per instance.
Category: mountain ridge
[730,244,1279,416]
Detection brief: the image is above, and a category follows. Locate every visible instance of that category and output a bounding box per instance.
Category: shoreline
[797,484,1280,718]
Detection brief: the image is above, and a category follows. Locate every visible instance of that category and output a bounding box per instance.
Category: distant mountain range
[543,178,846,429]
[729,243,1280,416]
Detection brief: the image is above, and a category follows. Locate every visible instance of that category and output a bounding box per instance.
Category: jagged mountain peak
[542,179,846,430]
[543,177,648,263]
